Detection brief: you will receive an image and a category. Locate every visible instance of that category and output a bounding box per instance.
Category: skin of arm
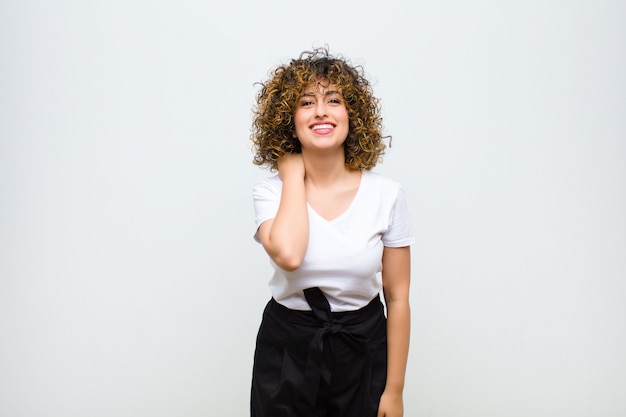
[378,245,411,417]
[256,153,309,271]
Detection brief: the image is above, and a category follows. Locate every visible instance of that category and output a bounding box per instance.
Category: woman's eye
[329,98,342,104]
[301,100,314,107]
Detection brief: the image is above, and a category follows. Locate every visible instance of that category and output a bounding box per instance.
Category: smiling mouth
[311,123,335,131]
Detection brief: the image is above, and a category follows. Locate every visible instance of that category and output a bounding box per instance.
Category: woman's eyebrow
[300,90,341,98]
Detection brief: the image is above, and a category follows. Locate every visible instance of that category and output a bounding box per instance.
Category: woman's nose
[315,101,328,117]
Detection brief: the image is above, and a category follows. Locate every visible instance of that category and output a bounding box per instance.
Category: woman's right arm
[256,153,309,271]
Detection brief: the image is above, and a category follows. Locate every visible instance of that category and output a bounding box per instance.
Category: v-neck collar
[307,171,366,223]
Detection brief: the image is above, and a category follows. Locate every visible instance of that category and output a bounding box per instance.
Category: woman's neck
[301,150,353,186]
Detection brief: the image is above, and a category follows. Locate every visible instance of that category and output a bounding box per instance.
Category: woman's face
[293,81,349,153]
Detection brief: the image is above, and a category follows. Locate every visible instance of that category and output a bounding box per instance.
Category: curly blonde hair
[251,47,386,171]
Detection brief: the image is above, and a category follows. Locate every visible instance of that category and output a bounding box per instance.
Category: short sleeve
[252,175,282,242]
[382,185,416,247]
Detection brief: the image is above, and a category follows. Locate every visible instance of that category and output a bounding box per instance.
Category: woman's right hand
[277,153,305,180]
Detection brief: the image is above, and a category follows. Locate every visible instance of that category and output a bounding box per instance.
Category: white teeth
[312,124,333,131]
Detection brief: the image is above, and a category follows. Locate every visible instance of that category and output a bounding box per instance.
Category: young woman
[250,48,415,417]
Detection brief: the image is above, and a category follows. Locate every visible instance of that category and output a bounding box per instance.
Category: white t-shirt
[253,170,415,312]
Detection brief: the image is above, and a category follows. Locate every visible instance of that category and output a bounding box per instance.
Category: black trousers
[251,288,387,417]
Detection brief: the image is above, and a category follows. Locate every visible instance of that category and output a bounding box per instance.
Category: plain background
[1,1,625,416]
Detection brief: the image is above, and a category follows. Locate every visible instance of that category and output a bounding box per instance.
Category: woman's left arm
[378,245,411,417]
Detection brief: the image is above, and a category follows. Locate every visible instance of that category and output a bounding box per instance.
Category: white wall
[1,1,625,416]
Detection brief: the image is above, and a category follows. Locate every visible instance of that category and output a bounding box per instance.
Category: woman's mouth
[311,123,335,134]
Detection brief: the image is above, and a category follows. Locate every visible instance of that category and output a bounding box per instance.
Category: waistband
[268,292,383,324]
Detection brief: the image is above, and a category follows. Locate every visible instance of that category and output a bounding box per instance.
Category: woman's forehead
[301,80,341,95]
